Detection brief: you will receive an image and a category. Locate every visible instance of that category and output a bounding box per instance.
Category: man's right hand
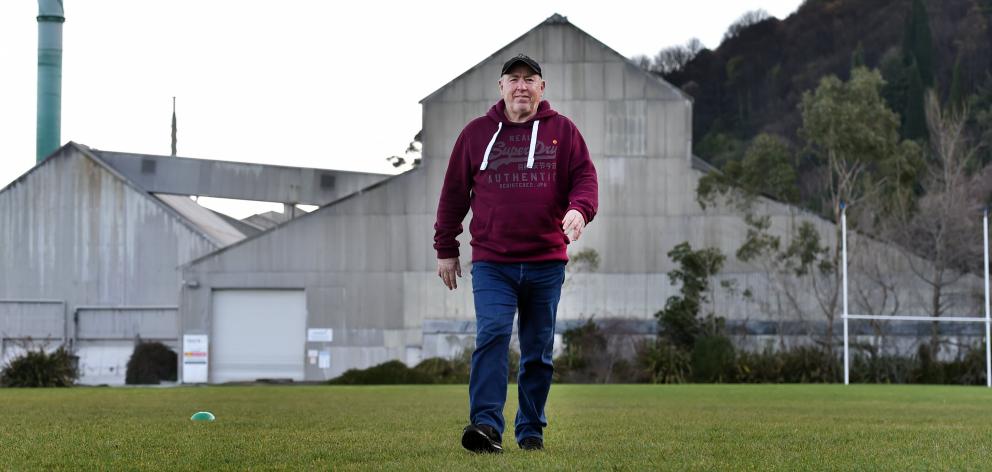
[437,257,462,290]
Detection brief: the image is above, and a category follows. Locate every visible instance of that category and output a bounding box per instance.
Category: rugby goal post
[840,203,992,387]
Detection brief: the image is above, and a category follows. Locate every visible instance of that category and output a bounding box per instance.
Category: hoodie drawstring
[480,122,502,171]
[526,120,539,169]
[480,119,540,171]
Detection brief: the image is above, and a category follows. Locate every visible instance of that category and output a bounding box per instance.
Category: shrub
[736,347,786,382]
[555,319,607,383]
[942,346,986,386]
[1,346,78,387]
[508,348,520,382]
[328,360,435,385]
[634,339,690,384]
[656,301,700,352]
[607,358,638,383]
[413,357,469,384]
[849,353,916,384]
[691,335,736,382]
[778,346,840,383]
[125,341,178,385]
[737,345,840,383]
[911,343,945,384]
[329,346,520,385]
[558,319,606,372]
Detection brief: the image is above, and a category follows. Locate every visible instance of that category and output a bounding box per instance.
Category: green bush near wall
[0,346,78,387]
[327,348,523,385]
[125,341,178,385]
[691,335,737,382]
[329,360,436,385]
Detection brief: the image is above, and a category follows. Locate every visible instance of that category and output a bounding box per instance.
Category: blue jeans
[469,260,566,443]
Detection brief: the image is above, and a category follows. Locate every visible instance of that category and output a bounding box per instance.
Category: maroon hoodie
[434,100,599,263]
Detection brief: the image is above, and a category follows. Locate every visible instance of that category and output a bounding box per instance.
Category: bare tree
[631,54,653,71]
[633,38,706,75]
[723,9,771,43]
[850,242,904,357]
[653,38,705,75]
[888,90,984,357]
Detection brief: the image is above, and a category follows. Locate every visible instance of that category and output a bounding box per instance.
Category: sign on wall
[183,334,209,383]
[307,328,333,342]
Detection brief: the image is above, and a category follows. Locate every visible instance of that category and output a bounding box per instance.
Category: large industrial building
[0,144,385,384]
[2,14,981,384]
[176,15,982,383]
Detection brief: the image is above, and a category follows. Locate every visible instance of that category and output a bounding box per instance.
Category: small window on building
[320,173,335,189]
[141,158,157,174]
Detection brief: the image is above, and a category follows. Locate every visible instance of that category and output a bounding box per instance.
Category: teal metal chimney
[36,0,64,163]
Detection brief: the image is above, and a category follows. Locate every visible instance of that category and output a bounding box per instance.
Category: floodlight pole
[842,202,849,385]
[984,208,990,388]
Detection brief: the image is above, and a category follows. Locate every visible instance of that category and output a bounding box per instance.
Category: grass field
[2,384,992,470]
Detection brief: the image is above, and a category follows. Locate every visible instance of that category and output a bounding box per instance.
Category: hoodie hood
[481,100,559,171]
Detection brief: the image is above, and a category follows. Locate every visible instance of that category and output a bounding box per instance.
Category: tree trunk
[929,266,943,358]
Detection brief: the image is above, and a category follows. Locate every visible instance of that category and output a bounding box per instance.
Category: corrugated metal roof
[94,150,390,206]
[154,194,247,247]
[420,13,692,104]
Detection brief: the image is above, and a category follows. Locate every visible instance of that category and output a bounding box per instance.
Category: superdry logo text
[484,139,559,171]
[482,135,559,190]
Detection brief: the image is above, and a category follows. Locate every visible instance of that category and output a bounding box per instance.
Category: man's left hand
[562,209,585,242]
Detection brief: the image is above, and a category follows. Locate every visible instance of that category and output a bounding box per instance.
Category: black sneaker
[518,436,544,451]
[461,424,503,454]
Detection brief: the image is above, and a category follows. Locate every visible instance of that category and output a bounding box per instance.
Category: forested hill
[652,0,992,168]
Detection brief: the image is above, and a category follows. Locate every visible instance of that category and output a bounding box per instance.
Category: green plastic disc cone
[190,411,216,422]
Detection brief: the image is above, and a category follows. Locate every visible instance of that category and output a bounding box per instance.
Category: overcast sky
[0,0,802,217]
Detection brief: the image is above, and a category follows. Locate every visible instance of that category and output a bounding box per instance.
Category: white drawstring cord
[480,122,502,171]
[480,119,539,170]
[526,120,540,169]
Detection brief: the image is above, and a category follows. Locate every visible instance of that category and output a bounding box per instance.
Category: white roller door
[211,290,307,383]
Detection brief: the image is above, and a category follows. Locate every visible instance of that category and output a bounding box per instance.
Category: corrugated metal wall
[0,145,218,383]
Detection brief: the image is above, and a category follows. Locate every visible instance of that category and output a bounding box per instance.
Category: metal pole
[842,202,849,385]
[36,0,65,163]
[984,208,990,388]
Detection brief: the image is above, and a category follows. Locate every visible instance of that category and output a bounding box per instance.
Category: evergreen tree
[902,0,935,87]
[850,41,866,71]
[655,242,726,352]
[798,67,922,354]
[881,50,910,129]
[948,56,965,111]
[897,0,934,141]
[903,59,928,140]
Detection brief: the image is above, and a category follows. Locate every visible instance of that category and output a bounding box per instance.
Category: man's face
[499,64,545,118]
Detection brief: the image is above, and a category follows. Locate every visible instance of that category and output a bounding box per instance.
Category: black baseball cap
[501,54,542,77]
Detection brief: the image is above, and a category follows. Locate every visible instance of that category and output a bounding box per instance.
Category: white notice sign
[318,351,331,369]
[307,328,333,342]
[183,334,209,383]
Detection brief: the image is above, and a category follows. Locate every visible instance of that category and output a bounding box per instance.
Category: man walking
[433,54,598,453]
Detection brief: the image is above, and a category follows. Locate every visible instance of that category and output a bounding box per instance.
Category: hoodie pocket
[488,203,562,255]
